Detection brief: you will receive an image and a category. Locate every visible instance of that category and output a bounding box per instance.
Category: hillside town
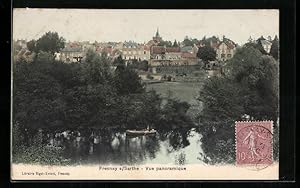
[14,29,277,83]
[15,29,277,67]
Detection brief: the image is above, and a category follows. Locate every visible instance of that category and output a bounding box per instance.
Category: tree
[182,38,193,47]
[253,36,269,55]
[244,42,266,55]
[161,97,193,130]
[197,46,216,62]
[191,38,199,45]
[27,40,37,52]
[172,40,179,47]
[269,35,279,60]
[13,54,66,130]
[197,77,243,164]
[82,49,112,84]
[35,32,65,55]
[113,55,125,67]
[158,40,172,47]
[114,66,145,95]
[199,36,220,47]
[226,46,279,120]
[128,59,149,71]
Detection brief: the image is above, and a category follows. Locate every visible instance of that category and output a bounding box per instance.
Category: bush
[13,144,70,165]
[12,123,70,165]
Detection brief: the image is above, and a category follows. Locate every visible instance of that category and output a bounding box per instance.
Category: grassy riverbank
[146,81,204,119]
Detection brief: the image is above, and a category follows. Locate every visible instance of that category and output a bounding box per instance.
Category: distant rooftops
[123,41,139,48]
[61,43,82,52]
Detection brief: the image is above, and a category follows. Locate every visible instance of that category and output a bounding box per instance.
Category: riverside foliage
[197,46,279,164]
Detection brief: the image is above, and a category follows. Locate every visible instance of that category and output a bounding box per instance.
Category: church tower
[153,28,162,43]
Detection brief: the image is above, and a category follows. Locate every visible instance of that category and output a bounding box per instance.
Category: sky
[13,9,279,45]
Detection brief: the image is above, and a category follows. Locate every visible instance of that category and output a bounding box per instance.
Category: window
[144,51,146,54]
[221,54,225,58]
[227,54,232,58]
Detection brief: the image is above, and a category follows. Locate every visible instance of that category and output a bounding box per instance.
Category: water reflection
[45,128,203,165]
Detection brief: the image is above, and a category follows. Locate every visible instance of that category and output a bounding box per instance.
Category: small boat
[126,129,157,136]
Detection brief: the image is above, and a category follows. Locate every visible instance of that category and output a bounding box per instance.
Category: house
[101,46,114,57]
[150,46,166,60]
[121,41,150,61]
[260,39,272,54]
[165,47,181,60]
[82,42,95,51]
[256,36,272,54]
[59,42,84,63]
[216,38,237,61]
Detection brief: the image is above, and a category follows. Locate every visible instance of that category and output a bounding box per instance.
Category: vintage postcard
[11,9,279,180]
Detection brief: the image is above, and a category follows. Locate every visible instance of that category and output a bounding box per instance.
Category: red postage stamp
[236,121,273,166]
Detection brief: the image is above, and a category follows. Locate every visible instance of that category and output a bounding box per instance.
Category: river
[54,128,204,165]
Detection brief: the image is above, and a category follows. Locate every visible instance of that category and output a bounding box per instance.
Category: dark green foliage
[181,36,199,47]
[182,38,194,47]
[161,98,193,129]
[128,59,149,71]
[226,47,279,120]
[82,49,113,84]
[270,35,279,60]
[114,58,145,95]
[12,122,71,165]
[199,77,245,123]
[112,55,125,67]
[196,46,216,62]
[244,40,268,55]
[35,31,65,54]
[199,36,219,46]
[26,40,37,52]
[172,40,179,47]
